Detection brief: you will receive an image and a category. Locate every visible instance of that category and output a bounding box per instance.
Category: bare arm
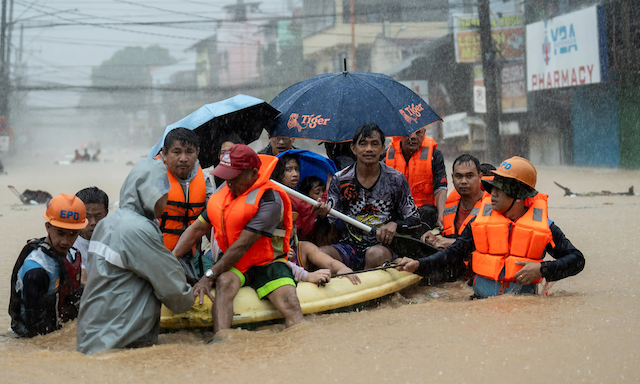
[303,241,360,285]
[434,189,447,229]
[211,229,262,277]
[172,218,211,258]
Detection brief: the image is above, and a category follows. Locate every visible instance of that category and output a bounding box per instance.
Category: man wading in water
[174,144,303,336]
[396,157,585,298]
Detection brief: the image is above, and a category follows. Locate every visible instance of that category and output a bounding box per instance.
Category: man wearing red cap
[174,144,303,334]
[9,193,87,337]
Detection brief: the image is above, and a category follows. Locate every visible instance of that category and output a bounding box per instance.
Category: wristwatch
[204,269,216,280]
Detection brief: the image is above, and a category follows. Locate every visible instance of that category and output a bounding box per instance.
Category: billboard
[501,61,527,112]
[526,6,608,91]
[473,62,527,113]
[453,13,524,63]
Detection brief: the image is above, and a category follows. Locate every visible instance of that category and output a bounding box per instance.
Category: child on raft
[272,154,360,286]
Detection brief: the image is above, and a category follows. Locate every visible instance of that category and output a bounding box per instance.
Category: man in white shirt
[74,187,109,285]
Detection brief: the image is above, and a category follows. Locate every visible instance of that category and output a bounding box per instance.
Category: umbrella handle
[272,180,373,234]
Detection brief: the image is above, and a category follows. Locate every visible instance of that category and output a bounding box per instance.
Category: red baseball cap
[212,144,262,180]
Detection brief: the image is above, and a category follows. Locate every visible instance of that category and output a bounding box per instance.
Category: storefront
[526,5,616,167]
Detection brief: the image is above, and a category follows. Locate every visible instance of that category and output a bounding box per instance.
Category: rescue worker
[158,128,211,279]
[422,154,486,250]
[420,154,487,283]
[396,157,585,298]
[173,144,303,335]
[384,127,448,230]
[9,194,87,338]
[77,158,193,354]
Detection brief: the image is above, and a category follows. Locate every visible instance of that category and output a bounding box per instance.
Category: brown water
[1,148,639,383]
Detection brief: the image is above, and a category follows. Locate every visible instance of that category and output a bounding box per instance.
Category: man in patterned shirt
[315,124,421,270]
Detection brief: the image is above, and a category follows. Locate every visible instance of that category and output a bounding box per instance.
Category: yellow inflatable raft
[160,269,421,329]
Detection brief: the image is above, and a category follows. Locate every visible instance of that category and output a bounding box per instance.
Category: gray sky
[13,0,296,108]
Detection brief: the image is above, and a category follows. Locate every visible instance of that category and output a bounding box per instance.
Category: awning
[382,55,421,77]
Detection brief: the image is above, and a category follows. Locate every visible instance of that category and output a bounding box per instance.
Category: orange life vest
[441,191,486,236]
[385,136,437,207]
[158,167,207,252]
[470,194,554,282]
[207,155,293,274]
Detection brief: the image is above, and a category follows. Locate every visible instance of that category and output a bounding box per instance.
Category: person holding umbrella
[315,123,422,270]
[258,134,296,156]
[385,127,448,231]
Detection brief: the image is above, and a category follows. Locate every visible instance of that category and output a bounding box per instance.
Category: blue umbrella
[276,149,337,187]
[148,94,279,168]
[269,71,442,143]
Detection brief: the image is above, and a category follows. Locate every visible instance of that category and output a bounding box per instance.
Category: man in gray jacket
[77,158,194,355]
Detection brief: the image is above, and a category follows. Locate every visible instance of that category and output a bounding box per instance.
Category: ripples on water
[1,163,640,383]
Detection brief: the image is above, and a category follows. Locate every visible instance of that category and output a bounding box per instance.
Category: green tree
[79,45,177,113]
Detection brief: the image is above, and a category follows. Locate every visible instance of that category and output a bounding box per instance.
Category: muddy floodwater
[1,147,639,383]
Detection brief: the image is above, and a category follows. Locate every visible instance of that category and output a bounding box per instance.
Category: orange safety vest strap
[441,196,459,236]
[385,136,437,207]
[442,192,482,237]
[159,167,207,249]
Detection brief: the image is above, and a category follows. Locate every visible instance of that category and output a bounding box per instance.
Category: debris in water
[554,182,635,197]
[429,290,449,299]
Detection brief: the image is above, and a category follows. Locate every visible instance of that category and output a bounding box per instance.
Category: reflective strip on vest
[207,155,293,274]
[385,136,437,207]
[159,167,207,251]
[441,193,484,237]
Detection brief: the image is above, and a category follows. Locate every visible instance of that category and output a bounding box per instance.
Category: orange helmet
[481,157,538,199]
[43,193,88,230]
[492,156,537,189]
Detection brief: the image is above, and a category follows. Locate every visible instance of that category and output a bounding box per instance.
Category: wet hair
[452,154,481,174]
[271,154,299,183]
[352,123,385,146]
[76,186,109,212]
[299,176,326,197]
[218,133,242,149]
[479,163,496,175]
[163,127,200,151]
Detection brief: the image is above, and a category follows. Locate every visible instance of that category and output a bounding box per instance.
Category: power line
[13,0,203,40]
[111,0,223,22]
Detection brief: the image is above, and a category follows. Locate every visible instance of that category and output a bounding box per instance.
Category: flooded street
[0,146,638,383]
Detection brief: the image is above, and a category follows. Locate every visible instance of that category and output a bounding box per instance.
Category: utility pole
[6,0,13,72]
[350,0,356,71]
[0,0,8,120]
[478,0,501,165]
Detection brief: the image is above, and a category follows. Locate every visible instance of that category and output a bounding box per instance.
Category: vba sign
[526,6,608,91]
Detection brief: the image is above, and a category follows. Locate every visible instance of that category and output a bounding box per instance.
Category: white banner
[526,6,607,91]
[442,112,470,139]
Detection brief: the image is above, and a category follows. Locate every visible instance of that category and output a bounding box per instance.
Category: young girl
[272,155,360,285]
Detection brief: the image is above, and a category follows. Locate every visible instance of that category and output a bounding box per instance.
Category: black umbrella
[148,94,280,168]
